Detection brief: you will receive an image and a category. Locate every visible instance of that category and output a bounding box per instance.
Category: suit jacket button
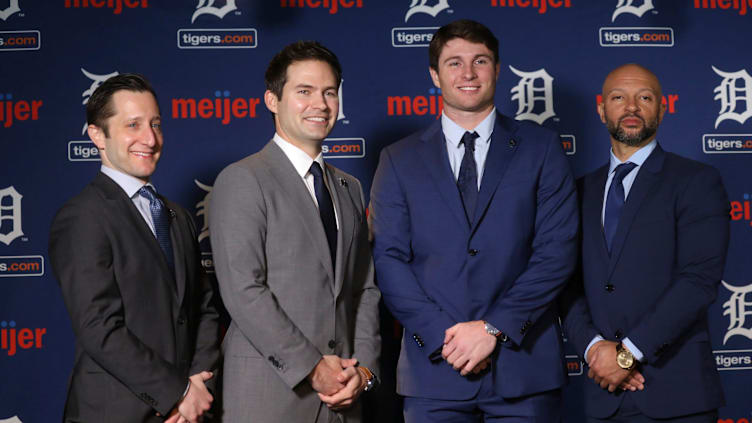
[605,283,615,292]
[614,329,623,339]
[177,317,186,325]
[268,356,274,363]
[468,249,478,256]
[328,340,336,349]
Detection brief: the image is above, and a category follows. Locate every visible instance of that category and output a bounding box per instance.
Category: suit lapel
[93,173,176,295]
[261,142,335,285]
[165,199,187,306]
[416,119,470,229]
[471,113,519,234]
[585,166,611,264]
[607,145,665,276]
[327,165,355,298]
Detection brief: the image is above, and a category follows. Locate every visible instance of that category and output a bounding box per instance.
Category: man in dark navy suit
[370,19,578,422]
[561,63,730,422]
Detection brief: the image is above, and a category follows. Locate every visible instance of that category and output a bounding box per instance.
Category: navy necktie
[309,162,337,270]
[603,162,637,253]
[457,131,480,225]
[138,186,175,274]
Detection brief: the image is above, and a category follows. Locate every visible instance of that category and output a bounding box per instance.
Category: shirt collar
[273,133,325,178]
[608,139,657,175]
[441,107,496,148]
[100,165,153,198]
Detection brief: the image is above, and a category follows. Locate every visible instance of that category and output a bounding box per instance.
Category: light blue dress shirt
[442,108,496,190]
[100,165,157,236]
[584,139,658,363]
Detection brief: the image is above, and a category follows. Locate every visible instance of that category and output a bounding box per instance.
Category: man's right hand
[308,355,355,396]
[164,371,214,423]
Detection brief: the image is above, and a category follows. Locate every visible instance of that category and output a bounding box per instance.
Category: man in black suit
[49,74,221,423]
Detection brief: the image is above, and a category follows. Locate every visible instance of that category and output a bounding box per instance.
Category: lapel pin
[339,178,348,187]
[169,209,177,219]
[509,139,517,147]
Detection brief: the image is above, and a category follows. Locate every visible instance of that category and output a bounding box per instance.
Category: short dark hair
[429,20,499,71]
[86,73,158,137]
[264,40,342,100]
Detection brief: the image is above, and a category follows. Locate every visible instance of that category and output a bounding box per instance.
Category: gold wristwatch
[616,342,636,371]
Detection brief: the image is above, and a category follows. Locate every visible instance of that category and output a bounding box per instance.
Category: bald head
[602,63,662,99]
[598,63,666,148]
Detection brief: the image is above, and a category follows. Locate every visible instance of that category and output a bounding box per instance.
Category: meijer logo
[695,0,751,15]
[0,186,23,246]
[387,88,443,118]
[280,0,362,14]
[0,93,42,128]
[1,320,46,357]
[172,90,261,124]
[65,0,148,14]
[490,0,571,14]
[730,193,752,227]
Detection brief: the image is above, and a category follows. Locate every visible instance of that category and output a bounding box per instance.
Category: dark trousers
[403,373,561,423]
[587,393,718,423]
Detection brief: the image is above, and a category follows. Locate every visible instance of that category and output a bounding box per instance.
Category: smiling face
[264,59,339,157]
[429,37,500,122]
[88,90,162,183]
[599,64,666,148]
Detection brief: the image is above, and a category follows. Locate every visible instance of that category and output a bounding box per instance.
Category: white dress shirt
[100,165,157,236]
[273,133,339,229]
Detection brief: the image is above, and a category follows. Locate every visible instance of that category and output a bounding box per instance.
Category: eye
[298,89,310,95]
[325,90,338,97]
[475,58,488,65]
[447,60,460,67]
[611,95,623,101]
[151,123,162,130]
[127,122,138,128]
[640,95,653,102]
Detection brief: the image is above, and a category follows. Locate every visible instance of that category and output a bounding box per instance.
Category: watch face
[617,350,634,369]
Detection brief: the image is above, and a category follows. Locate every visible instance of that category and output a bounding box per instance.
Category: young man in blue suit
[561,63,730,422]
[370,19,578,421]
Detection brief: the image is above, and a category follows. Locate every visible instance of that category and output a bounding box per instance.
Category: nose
[462,62,476,80]
[142,125,157,147]
[625,97,639,112]
[311,92,329,111]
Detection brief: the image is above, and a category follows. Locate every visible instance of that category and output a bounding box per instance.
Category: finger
[607,383,618,393]
[200,371,213,381]
[444,326,457,344]
[336,366,357,383]
[587,368,595,379]
[340,357,358,368]
[632,370,645,384]
[599,379,609,389]
[461,357,481,376]
[441,342,456,359]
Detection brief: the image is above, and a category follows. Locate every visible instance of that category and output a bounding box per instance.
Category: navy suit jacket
[561,145,730,419]
[371,112,578,400]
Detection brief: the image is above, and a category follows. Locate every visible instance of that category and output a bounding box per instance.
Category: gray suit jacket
[209,141,380,422]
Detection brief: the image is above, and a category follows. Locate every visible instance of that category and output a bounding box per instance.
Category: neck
[443,104,494,131]
[610,137,652,162]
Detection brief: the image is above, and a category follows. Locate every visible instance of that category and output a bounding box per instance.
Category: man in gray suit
[209,41,380,422]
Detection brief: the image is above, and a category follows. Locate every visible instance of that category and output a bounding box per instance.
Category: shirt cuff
[182,380,191,399]
[622,337,645,362]
[584,334,604,364]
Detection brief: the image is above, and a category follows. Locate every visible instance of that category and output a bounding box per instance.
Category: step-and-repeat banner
[2,1,751,422]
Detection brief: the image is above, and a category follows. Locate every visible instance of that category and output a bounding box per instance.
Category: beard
[606,113,659,147]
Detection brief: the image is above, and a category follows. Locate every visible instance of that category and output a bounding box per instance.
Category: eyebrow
[443,53,493,64]
[293,83,338,91]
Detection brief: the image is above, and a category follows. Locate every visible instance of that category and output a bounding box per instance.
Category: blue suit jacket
[371,112,578,400]
[561,145,730,418]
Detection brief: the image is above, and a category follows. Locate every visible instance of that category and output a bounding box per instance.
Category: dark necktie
[309,162,337,270]
[603,162,637,253]
[457,131,480,225]
[138,186,175,274]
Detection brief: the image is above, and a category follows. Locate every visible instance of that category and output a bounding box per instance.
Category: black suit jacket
[49,172,221,423]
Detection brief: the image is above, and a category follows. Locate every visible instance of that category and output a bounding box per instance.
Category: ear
[658,100,667,124]
[597,100,606,124]
[429,67,440,89]
[264,90,278,114]
[87,124,106,149]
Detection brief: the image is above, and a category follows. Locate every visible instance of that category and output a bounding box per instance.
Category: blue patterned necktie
[457,131,480,225]
[309,162,337,270]
[138,185,175,274]
[603,162,637,253]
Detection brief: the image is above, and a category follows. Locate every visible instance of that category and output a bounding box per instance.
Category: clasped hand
[587,340,645,393]
[164,371,214,423]
[442,321,497,376]
[309,355,366,411]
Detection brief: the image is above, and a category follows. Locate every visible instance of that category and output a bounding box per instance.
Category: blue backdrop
[2,1,751,422]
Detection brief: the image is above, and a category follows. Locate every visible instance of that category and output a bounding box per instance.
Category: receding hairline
[602,63,663,97]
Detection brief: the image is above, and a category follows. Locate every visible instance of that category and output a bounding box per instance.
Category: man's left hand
[587,340,631,392]
[442,321,497,376]
[317,359,365,411]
